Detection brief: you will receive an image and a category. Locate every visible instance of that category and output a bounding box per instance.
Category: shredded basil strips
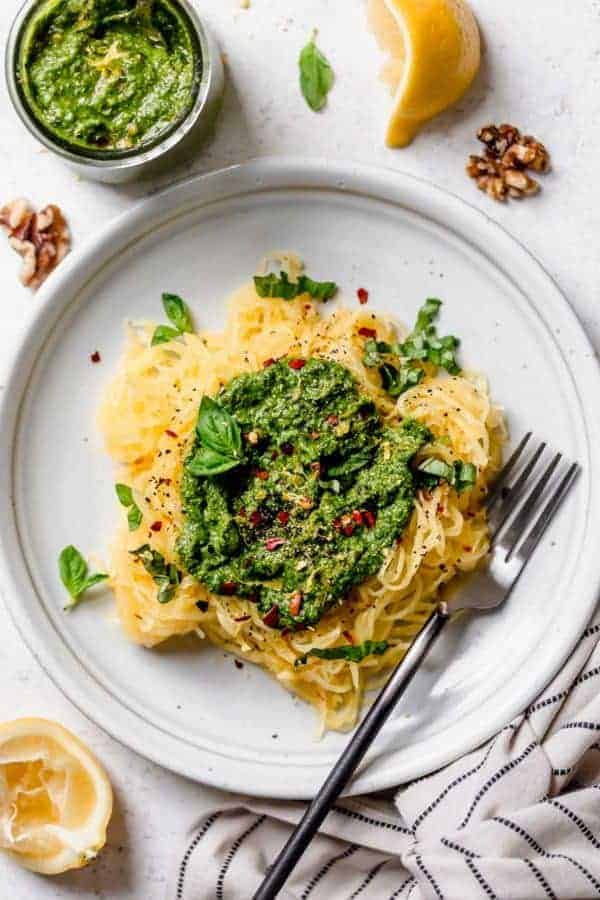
[254,271,337,302]
[186,396,245,477]
[363,298,460,396]
[130,545,181,604]
[59,546,108,610]
[295,640,389,667]
[417,457,477,494]
[151,292,195,346]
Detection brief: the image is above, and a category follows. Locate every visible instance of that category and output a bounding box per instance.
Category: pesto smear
[178,358,430,630]
[18,0,199,152]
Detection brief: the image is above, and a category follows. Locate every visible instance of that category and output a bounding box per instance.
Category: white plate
[1,159,599,799]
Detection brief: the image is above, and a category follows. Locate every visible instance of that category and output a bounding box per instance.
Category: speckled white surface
[0,0,599,896]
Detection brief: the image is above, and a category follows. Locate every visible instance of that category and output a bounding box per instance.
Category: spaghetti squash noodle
[99,269,505,732]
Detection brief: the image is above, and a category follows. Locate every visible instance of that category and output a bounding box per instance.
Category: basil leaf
[151,324,180,346]
[454,461,477,493]
[83,572,110,591]
[297,275,337,301]
[253,272,337,301]
[197,396,243,459]
[319,478,341,494]
[130,545,181,604]
[299,36,334,112]
[295,640,388,666]
[415,297,442,333]
[398,299,461,375]
[187,446,242,476]
[162,293,194,334]
[379,363,424,397]
[416,457,477,493]
[116,483,143,531]
[418,458,456,484]
[362,339,392,368]
[327,449,373,478]
[59,545,88,598]
[254,272,298,299]
[59,545,108,608]
[115,483,134,507]
[157,579,177,605]
[127,503,143,531]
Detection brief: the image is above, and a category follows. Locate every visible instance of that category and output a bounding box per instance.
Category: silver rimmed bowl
[6,0,225,183]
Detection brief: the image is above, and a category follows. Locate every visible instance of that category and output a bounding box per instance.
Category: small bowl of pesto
[6,0,224,183]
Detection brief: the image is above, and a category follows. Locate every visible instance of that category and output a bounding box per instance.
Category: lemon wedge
[0,718,113,875]
[367,0,481,147]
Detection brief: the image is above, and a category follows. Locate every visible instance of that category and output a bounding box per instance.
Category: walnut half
[0,199,70,290]
[466,124,550,202]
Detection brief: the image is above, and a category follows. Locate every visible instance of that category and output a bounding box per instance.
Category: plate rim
[1,157,599,798]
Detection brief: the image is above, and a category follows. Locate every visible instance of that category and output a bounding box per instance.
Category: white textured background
[0,0,599,896]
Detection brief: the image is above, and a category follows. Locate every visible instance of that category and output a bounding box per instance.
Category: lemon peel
[0,718,113,875]
[368,0,481,147]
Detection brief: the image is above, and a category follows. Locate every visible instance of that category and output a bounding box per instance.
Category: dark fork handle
[252,607,449,900]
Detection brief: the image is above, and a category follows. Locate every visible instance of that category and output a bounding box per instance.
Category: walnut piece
[0,199,70,290]
[466,124,550,202]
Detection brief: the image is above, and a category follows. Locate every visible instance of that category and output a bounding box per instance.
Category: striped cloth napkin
[169,611,600,900]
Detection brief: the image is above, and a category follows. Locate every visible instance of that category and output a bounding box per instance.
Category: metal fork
[253,435,579,900]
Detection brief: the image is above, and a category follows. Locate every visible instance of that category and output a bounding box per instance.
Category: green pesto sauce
[18,0,199,152]
[178,358,430,630]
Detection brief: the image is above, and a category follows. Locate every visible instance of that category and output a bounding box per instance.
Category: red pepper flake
[255,469,269,481]
[150,521,162,532]
[262,606,279,628]
[436,504,445,515]
[342,630,355,644]
[165,429,178,438]
[280,442,294,456]
[288,358,306,370]
[221,581,238,595]
[363,510,377,529]
[277,510,290,525]
[234,615,251,623]
[90,350,101,363]
[357,288,369,305]
[263,357,276,368]
[463,545,473,552]
[265,537,286,551]
[325,414,339,426]
[351,509,364,524]
[249,510,263,527]
[289,592,303,617]
[358,327,377,339]
[234,660,244,669]
[342,524,355,537]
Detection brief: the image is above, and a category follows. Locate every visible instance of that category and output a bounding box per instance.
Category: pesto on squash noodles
[178,358,430,629]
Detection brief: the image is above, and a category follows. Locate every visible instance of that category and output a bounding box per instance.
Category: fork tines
[486,433,578,563]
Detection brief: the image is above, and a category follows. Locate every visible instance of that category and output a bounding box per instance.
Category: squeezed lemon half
[367,0,481,147]
[0,718,113,875]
